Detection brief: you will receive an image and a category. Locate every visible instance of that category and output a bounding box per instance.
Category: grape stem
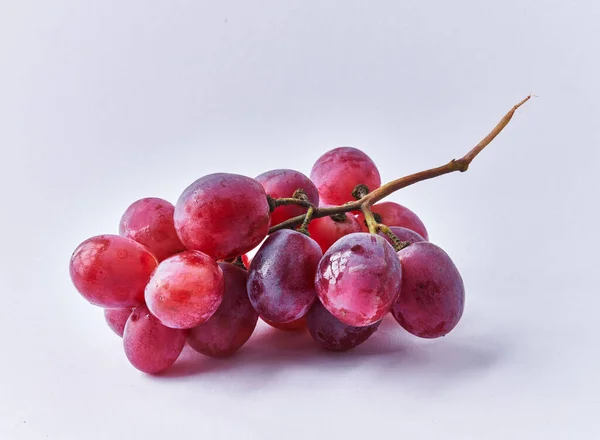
[378,224,411,252]
[268,95,531,234]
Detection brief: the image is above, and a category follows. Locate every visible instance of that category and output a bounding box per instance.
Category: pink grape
[119,197,186,261]
[307,300,381,351]
[391,242,464,338]
[315,232,401,327]
[310,147,381,205]
[187,263,258,357]
[356,202,428,240]
[174,173,271,260]
[123,305,187,374]
[69,235,158,308]
[255,169,319,226]
[248,230,322,323]
[104,308,133,337]
[145,251,224,329]
[307,213,362,252]
[379,226,426,247]
[262,316,307,332]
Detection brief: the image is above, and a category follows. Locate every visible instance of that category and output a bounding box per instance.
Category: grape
[307,213,362,252]
[174,173,271,260]
[119,197,186,261]
[310,147,381,205]
[145,251,224,329]
[123,305,187,374]
[241,254,252,269]
[356,202,428,240]
[307,300,381,351]
[248,230,322,323]
[315,232,401,327]
[187,263,258,357]
[262,316,307,332]
[104,308,133,337]
[256,169,319,226]
[379,226,425,247]
[391,242,464,338]
[69,235,158,308]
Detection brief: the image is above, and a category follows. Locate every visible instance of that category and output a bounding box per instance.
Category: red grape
[145,251,224,329]
[262,316,307,332]
[392,242,464,338]
[356,202,428,240]
[187,263,258,357]
[307,300,381,351]
[315,232,401,326]
[104,308,133,337]
[255,169,319,226]
[307,213,362,252]
[310,147,381,205]
[248,230,322,323]
[379,226,425,247]
[123,305,187,374]
[69,235,158,308]
[174,173,271,260]
[241,254,252,269]
[119,197,186,261]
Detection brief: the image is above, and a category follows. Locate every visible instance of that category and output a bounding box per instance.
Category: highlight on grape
[69,97,530,374]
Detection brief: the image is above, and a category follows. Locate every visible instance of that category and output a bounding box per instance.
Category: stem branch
[268,96,530,234]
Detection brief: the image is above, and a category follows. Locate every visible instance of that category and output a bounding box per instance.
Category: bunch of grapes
[69,145,466,375]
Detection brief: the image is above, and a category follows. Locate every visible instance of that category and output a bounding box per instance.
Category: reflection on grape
[315,233,402,326]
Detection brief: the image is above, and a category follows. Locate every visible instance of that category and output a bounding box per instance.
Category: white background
[1,1,599,439]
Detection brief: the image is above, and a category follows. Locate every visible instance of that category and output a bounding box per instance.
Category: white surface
[1,1,599,439]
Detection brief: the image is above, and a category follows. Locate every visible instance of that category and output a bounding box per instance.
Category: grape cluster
[69,147,465,374]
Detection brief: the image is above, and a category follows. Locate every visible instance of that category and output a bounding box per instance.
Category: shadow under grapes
[158,316,504,387]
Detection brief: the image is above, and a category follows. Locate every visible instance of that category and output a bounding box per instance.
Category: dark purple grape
[247,230,322,323]
[307,300,381,351]
[391,242,465,338]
